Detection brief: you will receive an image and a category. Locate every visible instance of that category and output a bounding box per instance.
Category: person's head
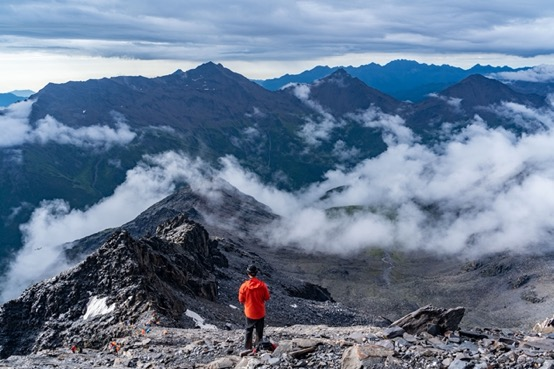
[246,264,258,277]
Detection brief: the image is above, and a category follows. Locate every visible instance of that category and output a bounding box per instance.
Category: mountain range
[256,59,533,102]
[4,62,551,246]
[0,61,551,262]
[1,60,554,357]
[0,90,33,107]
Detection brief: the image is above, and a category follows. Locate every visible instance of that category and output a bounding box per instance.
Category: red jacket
[238,277,270,319]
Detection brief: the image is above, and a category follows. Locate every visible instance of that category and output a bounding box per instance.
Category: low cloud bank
[0,100,136,149]
[219,102,554,258]
[492,65,554,83]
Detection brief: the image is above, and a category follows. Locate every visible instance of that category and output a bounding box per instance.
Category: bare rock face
[0,215,224,358]
[390,304,465,335]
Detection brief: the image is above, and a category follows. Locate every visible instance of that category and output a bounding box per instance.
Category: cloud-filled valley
[3,86,554,302]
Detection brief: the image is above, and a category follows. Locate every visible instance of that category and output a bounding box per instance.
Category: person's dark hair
[246,264,258,276]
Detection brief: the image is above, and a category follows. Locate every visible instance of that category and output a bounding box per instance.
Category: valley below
[263,246,554,330]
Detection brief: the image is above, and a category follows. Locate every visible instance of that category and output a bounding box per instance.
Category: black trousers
[244,316,264,349]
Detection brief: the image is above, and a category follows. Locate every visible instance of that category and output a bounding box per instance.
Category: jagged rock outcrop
[0,212,374,360]
[389,304,465,336]
[0,215,225,358]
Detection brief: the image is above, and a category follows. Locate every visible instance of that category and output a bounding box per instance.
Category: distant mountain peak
[195,61,226,73]
[0,93,24,107]
[440,73,545,107]
[9,90,35,98]
[385,59,426,67]
[457,73,495,85]
[329,68,350,77]
[316,68,354,87]
[309,67,404,115]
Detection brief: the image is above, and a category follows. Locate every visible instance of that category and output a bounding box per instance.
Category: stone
[206,357,239,369]
[534,316,554,334]
[291,338,320,348]
[347,332,366,343]
[383,325,405,339]
[341,344,393,369]
[402,333,417,343]
[448,358,470,369]
[390,305,465,336]
[540,360,554,369]
[235,356,263,369]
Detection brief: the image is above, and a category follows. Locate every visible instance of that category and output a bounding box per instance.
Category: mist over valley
[1,60,554,334]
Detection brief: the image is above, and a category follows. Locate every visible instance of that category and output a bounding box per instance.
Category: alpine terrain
[1,60,554,367]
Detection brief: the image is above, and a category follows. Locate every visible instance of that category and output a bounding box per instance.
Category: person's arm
[264,284,270,301]
[238,284,245,304]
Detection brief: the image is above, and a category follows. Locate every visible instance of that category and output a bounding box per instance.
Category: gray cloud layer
[1,1,554,62]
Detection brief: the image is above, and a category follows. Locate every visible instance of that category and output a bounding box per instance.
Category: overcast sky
[2,1,554,91]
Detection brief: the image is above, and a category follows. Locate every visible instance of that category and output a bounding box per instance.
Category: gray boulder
[390,305,465,335]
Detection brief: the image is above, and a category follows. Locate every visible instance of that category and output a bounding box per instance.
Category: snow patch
[185,309,218,330]
[83,296,115,320]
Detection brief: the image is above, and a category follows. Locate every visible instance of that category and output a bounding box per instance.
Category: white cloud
[33,115,136,149]
[427,93,463,112]
[5,99,554,301]
[298,116,340,146]
[493,65,554,83]
[332,140,360,162]
[0,100,33,147]
[0,151,209,302]
[492,101,554,130]
[348,106,415,146]
[220,103,554,259]
[218,155,302,216]
[0,100,136,149]
[290,83,344,146]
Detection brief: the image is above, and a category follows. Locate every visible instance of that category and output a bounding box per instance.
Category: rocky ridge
[0,215,224,358]
[0,214,376,360]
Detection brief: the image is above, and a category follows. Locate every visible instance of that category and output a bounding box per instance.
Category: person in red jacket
[238,264,270,350]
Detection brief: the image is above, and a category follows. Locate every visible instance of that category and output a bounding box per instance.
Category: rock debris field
[1,320,554,369]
